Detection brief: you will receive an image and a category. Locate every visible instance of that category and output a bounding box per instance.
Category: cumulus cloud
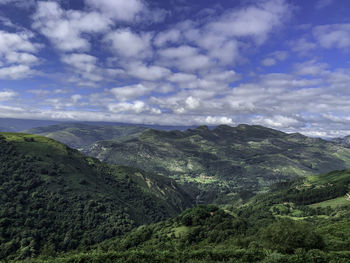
[61,53,123,86]
[252,115,304,129]
[290,38,317,55]
[104,29,152,58]
[261,58,276,66]
[313,24,350,49]
[0,30,41,74]
[159,45,212,71]
[85,0,144,22]
[0,65,36,79]
[110,84,151,101]
[154,29,181,47]
[205,0,291,42]
[32,1,111,52]
[71,94,83,103]
[3,0,350,138]
[0,90,17,101]
[126,62,171,81]
[205,116,234,125]
[261,51,288,67]
[107,100,160,114]
[293,60,328,76]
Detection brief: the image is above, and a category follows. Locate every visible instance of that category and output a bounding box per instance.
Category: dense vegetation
[81,124,350,203]
[3,125,350,262]
[12,168,350,263]
[0,133,191,261]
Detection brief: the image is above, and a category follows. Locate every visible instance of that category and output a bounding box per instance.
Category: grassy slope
[0,133,191,261]
[83,124,350,202]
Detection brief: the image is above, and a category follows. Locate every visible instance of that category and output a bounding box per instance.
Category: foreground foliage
[12,168,350,262]
[0,133,191,260]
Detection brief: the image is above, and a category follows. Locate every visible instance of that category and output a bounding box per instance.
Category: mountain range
[28,123,350,203]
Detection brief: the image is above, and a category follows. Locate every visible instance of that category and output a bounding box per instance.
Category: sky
[0,0,350,137]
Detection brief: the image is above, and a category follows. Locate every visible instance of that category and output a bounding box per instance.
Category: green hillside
[82,124,350,202]
[26,123,148,149]
[15,169,350,263]
[0,133,191,261]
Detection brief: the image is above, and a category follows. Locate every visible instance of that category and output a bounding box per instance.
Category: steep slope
[0,133,191,261]
[25,123,148,149]
[20,170,350,263]
[83,124,350,202]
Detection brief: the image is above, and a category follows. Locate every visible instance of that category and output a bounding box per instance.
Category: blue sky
[0,0,350,137]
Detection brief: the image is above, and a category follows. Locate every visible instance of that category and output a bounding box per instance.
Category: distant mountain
[82,124,350,203]
[25,123,150,148]
[0,133,191,261]
[0,117,195,134]
[0,118,62,132]
[332,135,350,148]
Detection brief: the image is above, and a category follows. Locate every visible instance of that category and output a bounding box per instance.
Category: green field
[310,196,350,208]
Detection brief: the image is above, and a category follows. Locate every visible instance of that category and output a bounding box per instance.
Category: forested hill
[82,124,350,202]
[15,169,350,263]
[0,133,192,261]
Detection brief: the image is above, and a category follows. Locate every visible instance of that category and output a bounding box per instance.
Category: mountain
[0,118,196,133]
[0,133,191,261]
[25,123,150,149]
[82,124,350,202]
[0,118,62,132]
[333,135,350,148]
[17,169,350,263]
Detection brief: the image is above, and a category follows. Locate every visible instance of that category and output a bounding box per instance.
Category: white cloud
[313,24,350,49]
[261,58,276,66]
[61,53,123,86]
[205,116,234,125]
[205,0,290,43]
[108,100,147,113]
[110,84,151,101]
[126,62,171,81]
[159,45,212,71]
[71,94,83,103]
[252,115,304,129]
[290,38,316,55]
[104,29,152,58]
[0,30,40,67]
[261,50,288,67]
[185,96,200,110]
[33,1,111,52]
[0,65,36,79]
[85,0,144,22]
[168,73,197,83]
[61,53,97,72]
[5,52,38,65]
[294,60,328,76]
[154,29,181,47]
[0,90,17,101]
